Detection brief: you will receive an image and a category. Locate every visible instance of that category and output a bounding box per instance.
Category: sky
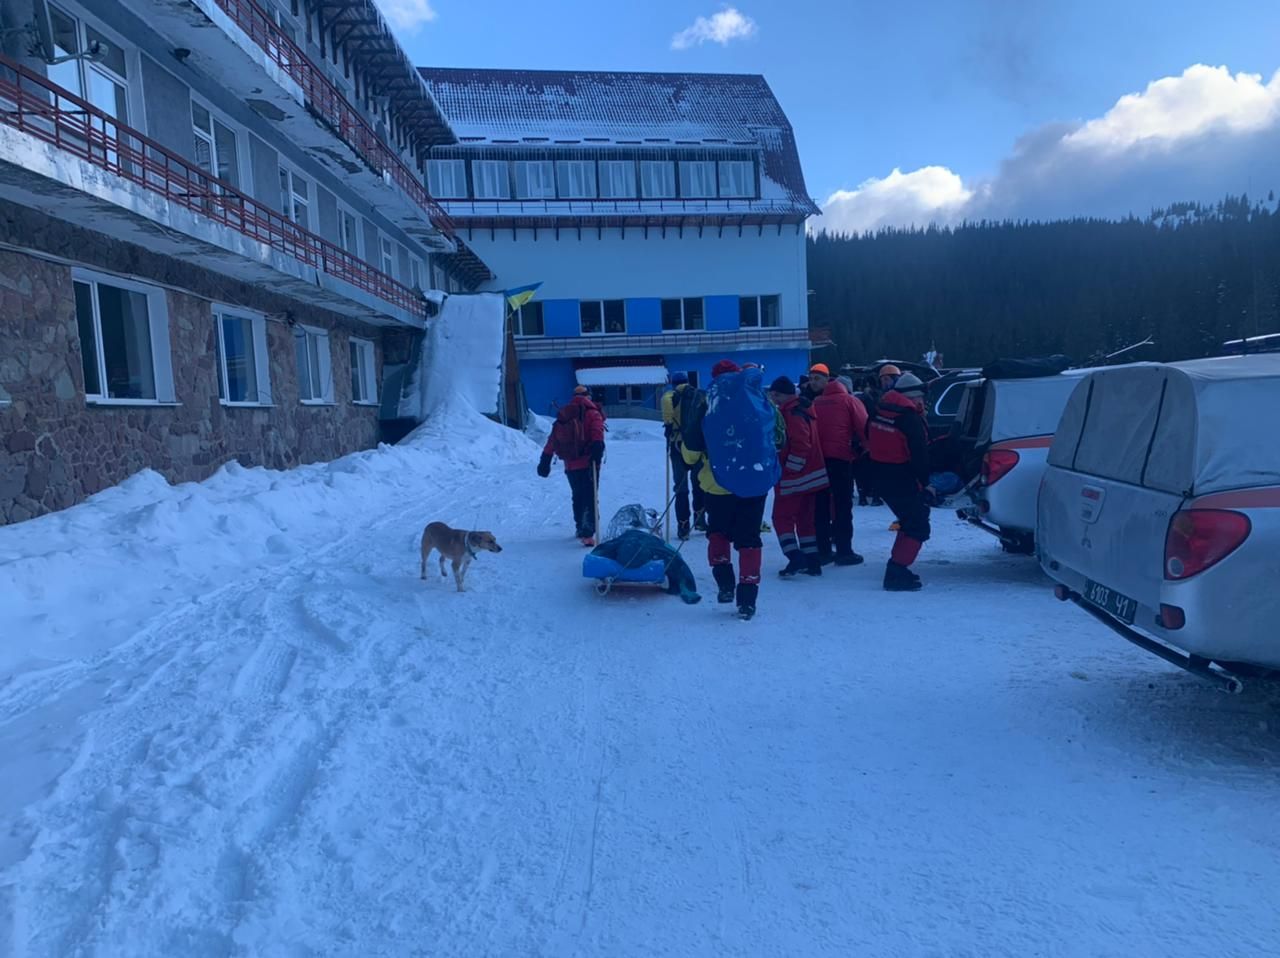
[377,0,1280,232]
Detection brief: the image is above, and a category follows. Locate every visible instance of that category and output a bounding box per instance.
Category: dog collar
[465,534,478,560]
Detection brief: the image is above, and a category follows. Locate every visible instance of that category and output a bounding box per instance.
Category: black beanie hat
[769,376,796,395]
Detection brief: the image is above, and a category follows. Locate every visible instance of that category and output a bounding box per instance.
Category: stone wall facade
[0,208,397,525]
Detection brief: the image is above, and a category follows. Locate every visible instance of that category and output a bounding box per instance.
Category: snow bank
[400,292,506,419]
[0,399,535,678]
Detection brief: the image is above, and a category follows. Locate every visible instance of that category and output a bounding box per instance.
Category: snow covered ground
[3,411,1280,957]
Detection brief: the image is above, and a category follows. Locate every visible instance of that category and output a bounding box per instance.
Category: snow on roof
[417,68,818,214]
[576,365,669,386]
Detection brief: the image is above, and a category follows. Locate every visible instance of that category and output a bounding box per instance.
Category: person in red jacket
[807,363,868,566]
[767,375,829,577]
[866,373,933,591]
[538,386,606,544]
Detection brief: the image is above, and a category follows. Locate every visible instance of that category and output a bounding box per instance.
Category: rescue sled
[582,552,669,594]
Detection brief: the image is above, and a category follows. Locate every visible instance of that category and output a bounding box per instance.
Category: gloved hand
[590,440,605,465]
[537,454,552,478]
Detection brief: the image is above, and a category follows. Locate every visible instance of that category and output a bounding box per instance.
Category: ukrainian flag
[505,282,542,310]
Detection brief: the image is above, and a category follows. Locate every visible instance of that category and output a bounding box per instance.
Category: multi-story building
[0,0,489,524]
[417,68,824,416]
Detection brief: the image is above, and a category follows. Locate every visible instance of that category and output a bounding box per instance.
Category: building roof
[417,68,818,215]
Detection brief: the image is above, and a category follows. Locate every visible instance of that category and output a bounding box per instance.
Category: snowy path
[3,419,1280,956]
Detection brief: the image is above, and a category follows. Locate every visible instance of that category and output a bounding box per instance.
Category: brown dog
[420,521,503,592]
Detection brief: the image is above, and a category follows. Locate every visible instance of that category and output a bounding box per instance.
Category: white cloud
[819,64,1280,233]
[671,7,757,51]
[375,0,438,33]
[822,167,976,235]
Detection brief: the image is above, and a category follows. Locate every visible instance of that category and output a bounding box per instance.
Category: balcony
[514,326,831,359]
[0,56,425,326]
[144,0,455,250]
[441,197,811,237]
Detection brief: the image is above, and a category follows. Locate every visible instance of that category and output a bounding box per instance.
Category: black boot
[778,553,805,577]
[693,510,708,532]
[736,582,758,620]
[677,519,691,540]
[883,561,923,592]
[802,554,824,576]
[834,552,865,567]
[712,564,736,604]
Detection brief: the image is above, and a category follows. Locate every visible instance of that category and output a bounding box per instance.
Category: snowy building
[0,0,490,524]
[417,68,823,416]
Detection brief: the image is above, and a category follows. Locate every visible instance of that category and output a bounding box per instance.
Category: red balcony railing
[0,56,425,320]
[212,0,454,239]
[514,326,831,357]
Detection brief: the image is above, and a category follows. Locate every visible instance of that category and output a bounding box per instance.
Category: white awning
[575,365,668,386]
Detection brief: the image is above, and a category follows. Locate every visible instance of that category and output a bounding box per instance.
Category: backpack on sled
[702,368,782,498]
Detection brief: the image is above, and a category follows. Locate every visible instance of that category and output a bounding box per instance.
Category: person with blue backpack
[679,359,781,620]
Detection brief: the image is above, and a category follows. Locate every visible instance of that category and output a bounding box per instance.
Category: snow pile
[400,292,506,419]
[0,399,534,678]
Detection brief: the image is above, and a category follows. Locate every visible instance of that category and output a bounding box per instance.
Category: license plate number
[1083,579,1137,625]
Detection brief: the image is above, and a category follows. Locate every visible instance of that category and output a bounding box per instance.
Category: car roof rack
[1222,332,1280,355]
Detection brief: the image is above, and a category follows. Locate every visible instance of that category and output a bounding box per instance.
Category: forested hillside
[808,195,1280,367]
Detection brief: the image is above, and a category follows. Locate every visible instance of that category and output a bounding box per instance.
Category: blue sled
[583,553,668,584]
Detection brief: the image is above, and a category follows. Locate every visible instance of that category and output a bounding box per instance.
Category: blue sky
[381,0,1280,230]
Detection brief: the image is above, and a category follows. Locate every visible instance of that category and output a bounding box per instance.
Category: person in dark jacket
[808,363,868,566]
[865,373,934,590]
[538,386,606,544]
[661,372,705,538]
[768,375,829,577]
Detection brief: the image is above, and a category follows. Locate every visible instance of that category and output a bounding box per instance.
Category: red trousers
[772,491,818,558]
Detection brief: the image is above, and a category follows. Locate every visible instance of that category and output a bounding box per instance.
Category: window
[72,271,175,403]
[679,161,717,198]
[603,300,626,334]
[640,161,676,199]
[49,6,132,170]
[935,382,967,418]
[514,301,544,337]
[426,159,467,198]
[431,261,447,290]
[619,385,645,404]
[556,160,596,199]
[338,206,361,257]
[515,160,556,199]
[738,295,780,328]
[471,160,510,199]
[718,160,755,198]
[660,298,705,332]
[294,326,333,403]
[349,337,377,404]
[409,257,423,290]
[379,235,396,278]
[214,307,270,405]
[579,301,603,335]
[278,166,310,228]
[191,101,241,189]
[598,161,636,199]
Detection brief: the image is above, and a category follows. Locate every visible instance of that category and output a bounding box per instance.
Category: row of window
[72,270,378,408]
[427,158,758,202]
[46,1,443,293]
[512,295,781,337]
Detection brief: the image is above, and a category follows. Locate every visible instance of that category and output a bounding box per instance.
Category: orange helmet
[809,363,830,376]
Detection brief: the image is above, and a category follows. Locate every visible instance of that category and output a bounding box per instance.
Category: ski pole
[592,461,600,542]
[664,443,672,543]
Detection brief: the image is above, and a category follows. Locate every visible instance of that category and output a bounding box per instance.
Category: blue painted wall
[543,299,580,338]
[520,347,811,419]
[704,295,739,332]
[625,298,662,335]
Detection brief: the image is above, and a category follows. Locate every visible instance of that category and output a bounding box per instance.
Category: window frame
[336,202,362,258]
[678,160,718,199]
[514,301,544,337]
[277,163,311,229]
[556,159,597,199]
[579,300,604,336]
[426,158,468,199]
[190,95,248,194]
[471,159,511,200]
[514,160,556,200]
[598,160,636,199]
[738,294,781,329]
[717,160,756,198]
[618,384,646,404]
[640,161,676,199]
[378,234,397,278]
[349,336,378,405]
[294,324,334,405]
[660,297,705,332]
[72,268,176,405]
[213,304,272,407]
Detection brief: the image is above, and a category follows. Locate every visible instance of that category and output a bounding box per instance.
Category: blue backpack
[703,368,782,497]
